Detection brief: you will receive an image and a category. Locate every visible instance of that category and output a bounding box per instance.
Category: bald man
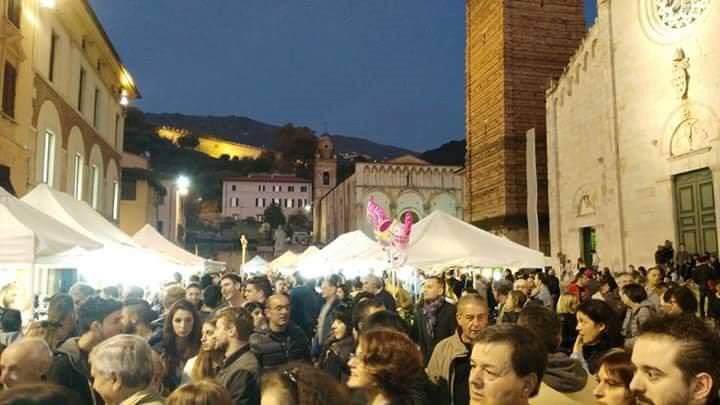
[249,294,310,370]
[0,337,53,388]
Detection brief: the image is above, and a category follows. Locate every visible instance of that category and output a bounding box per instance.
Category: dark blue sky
[90,1,598,152]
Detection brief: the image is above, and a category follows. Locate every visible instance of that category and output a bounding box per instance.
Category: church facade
[313,140,463,243]
[547,0,720,269]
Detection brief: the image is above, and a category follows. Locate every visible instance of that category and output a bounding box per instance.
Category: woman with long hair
[572,299,622,373]
[154,299,201,395]
[593,349,637,405]
[318,305,354,382]
[262,363,352,405]
[557,292,579,354]
[167,380,232,405]
[498,290,526,324]
[181,319,223,384]
[27,293,75,349]
[347,328,423,405]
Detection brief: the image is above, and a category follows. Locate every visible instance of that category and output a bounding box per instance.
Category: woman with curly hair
[153,299,201,395]
[347,328,423,405]
[261,362,352,405]
[168,380,232,405]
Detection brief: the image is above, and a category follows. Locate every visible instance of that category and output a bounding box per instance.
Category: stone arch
[66,127,85,196]
[396,190,424,220]
[573,184,598,217]
[430,192,459,217]
[35,100,63,186]
[104,159,119,218]
[88,144,104,209]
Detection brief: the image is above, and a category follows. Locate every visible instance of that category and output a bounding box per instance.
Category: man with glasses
[250,294,310,370]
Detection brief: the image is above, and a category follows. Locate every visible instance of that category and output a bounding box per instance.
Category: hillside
[144,113,413,160]
[420,139,465,166]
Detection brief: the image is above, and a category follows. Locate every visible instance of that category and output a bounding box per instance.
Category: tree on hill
[274,124,317,179]
[263,203,286,230]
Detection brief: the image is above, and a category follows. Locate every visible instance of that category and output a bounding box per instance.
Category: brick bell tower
[465,0,586,253]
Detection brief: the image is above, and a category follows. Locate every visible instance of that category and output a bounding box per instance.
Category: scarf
[423,298,444,339]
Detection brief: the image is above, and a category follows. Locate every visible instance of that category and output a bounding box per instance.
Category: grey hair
[9,337,53,372]
[69,283,96,300]
[364,275,382,289]
[89,334,153,389]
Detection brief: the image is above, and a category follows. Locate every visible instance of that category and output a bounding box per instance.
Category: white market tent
[133,224,204,267]
[296,231,380,278]
[270,250,299,274]
[356,210,547,271]
[21,183,138,247]
[298,246,320,260]
[241,255,268,274]
[0,187,102,265]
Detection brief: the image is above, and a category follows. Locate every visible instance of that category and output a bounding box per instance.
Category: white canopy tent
[296,231,381,278]
[21,183,138,247]
[133,224,205,267]
[0,187,102,265]
[355,210,547,271]
[241,255,268,274]
[270,250,299,275]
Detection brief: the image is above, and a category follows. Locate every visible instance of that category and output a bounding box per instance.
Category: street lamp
[177,175,190,196]
[40,0,56,9]
[304,203,311,213]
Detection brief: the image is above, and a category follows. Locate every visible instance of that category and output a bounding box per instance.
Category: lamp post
[240,234,248,266]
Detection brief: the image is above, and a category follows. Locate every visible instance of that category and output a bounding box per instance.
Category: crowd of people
[0,247,719,405]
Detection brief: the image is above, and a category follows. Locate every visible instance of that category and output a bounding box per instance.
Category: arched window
[323,171,330,186]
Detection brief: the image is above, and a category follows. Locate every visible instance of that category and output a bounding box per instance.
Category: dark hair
[244,301,265,314]
[476,324,548,397]
[199,274,213,290]
[358,329,422,402]
[123,299,157,325]
[186,283,202,291]
[595,349,635,390]
[576,299,621,345]
[425,276,446,293]
[330,305,352,338]
[0,308,21,332]
[494,282,512,297]
[663,286,698,314]
[362,310,408,334]
[621,283,647,304]
[599,274,618,291]
[247,276,272,298]
[161,299,201,392]
[0,383,83,404]
[77,297,123,334]
[352,298,385,331]
[639,314,720,402]
[220,273,242,285]
[261,363,352,405]
[203,285,222,309]
[517,305,562,353]
[213,307,254,341]
[323,274,342,288]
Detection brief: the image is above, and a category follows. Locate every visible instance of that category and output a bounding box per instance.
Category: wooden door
[674,169,718,255]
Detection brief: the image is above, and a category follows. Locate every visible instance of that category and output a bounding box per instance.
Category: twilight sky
[90,0,598,152]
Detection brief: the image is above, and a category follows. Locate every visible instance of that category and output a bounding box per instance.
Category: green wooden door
[674,169,718,255]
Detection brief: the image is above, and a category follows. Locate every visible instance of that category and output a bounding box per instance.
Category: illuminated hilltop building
[157,126,265,160]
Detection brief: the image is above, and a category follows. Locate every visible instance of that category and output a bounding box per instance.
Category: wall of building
[547,0,720,268]
[221,178,312,220]
[119,179,157,236]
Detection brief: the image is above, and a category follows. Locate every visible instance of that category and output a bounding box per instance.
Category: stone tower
[465,0,585,252]
[313,135,337,203]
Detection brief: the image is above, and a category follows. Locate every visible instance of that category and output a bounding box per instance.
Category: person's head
[352,298,385,332]
[330,305,352,340]
[556,293,579,314]
[362,310,408,334]
[616,273,636,289]
[46,293,75,340]
[320,275,341,301]
[203,284,223,309]
[185,283,202,308]
[0,383,82,404]
[662,286,698,315]
[576,299,618,346]
[101,286,120,300]
[0,309,21,333]
[513,278,532,297]
[0,338,53,388]
[89,334,154,404]
[505,290,527,311]
[362,275,383,295]
[469,324,547,405]
[456,294,489,344]
[593,349,636,405]
[167,380,232,405]
[646,267,664,288]
[348,329,422,401]
[121,299,156,334]
[244,302,267,331]
[245,276,272,304]
[162,299,201,347]
[261,363,352,405]
[577,269,594,287]
[69,282,96,309]
[265,294,291,331]
[493,282,512,304]
[162,285,187,312]
[422,276,445,302]
[620,283,648,307]
[517,305,561,353]
[220,274,243,302]
[77,296,124,344]
[599,274,618,294]
[123,286,144,301]
[630,314,720,405]
[274,278,289,295]
[212,307,254,352]
[200,319,217,352]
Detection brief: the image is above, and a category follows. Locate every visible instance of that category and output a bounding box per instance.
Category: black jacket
[694,263,716,290]
[319,335,354,382]
[47,337,103,405]
[216,344,260,405]
[411,300,457,365]
[249,322,310,370]
[376,289,397,312]
[289,285,322,337]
